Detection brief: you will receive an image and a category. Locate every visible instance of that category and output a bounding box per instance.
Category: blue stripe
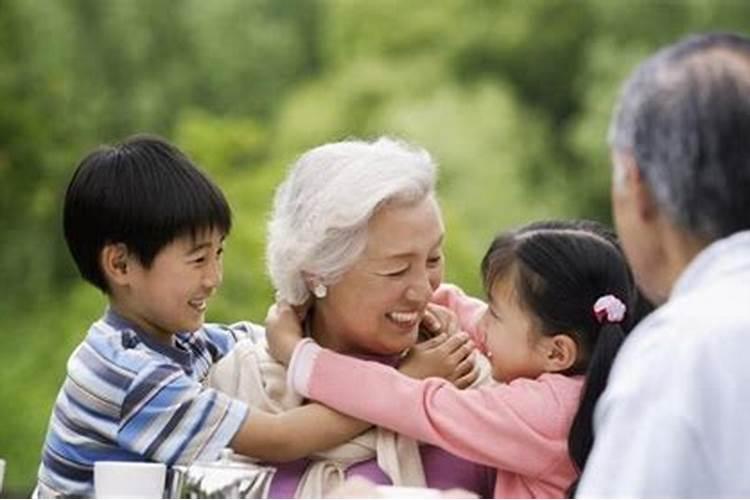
[143,397,193,459]
[168,391,217,464]
[53,406,111,444]
[121,365,180,422]
[78,342,132,389]
[43,448,91,482]
[63,383,118,421]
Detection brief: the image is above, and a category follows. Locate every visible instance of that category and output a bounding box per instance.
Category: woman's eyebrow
[379,234,445,260]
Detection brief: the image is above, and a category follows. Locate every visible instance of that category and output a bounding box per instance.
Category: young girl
[267,220,640,498]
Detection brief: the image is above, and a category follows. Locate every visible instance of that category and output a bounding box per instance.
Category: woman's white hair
[267,136,437,304]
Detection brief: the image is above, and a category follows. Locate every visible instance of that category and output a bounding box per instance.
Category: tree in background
[1,0,749,494]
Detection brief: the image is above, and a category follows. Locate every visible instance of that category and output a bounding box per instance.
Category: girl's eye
[489,308,502,322]
[427,255,442,267]
[193,256,207,264]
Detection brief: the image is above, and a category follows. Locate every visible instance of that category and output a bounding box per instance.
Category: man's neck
[659,221,712,301]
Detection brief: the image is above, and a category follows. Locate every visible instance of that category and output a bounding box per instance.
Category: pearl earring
[313,283,327,299]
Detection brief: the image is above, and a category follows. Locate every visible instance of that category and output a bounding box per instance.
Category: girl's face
[313,195,445,356]
[476,276,552,383]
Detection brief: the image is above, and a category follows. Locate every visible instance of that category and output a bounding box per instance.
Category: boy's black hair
[480,220,644,497]
[63,134,232,293]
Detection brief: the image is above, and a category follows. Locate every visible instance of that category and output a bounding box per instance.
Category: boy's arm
[226,303,370,462]
[230,403,371,462]
[118,361,369,466]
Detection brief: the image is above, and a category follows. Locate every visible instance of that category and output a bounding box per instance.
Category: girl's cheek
[475,322,492,358]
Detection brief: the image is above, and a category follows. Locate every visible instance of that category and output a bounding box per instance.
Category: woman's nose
[405,271,433,303]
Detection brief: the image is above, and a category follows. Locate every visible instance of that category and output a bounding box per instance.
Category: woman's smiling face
[312,195,445,356]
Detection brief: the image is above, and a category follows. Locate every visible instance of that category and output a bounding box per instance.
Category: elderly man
[577,33,750,497]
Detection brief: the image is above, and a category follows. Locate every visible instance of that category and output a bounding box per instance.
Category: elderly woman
[208,137,494,497]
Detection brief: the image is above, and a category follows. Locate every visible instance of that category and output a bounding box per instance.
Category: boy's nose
[203,261,223,289]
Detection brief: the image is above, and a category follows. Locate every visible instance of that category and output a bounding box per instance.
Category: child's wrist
[287,338,322,397]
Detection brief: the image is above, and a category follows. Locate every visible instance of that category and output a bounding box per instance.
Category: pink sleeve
[290,342,578,477]
[431,283,487,341]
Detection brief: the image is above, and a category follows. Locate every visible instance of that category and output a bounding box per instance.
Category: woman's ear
[100,243,132,287]
[540,333,578,373]
[301,270,317,289]
[301,271,327,299]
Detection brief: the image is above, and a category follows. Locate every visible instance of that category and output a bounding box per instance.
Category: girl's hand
[265,301,305,366]
[399,331,478,389]
[420,303,460,338]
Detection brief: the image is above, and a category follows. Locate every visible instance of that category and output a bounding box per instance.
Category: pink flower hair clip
[593,294,627,324]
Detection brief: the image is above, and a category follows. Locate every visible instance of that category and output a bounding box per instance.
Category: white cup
[0,458,5,494]
[376,485,442,498]
[94,461,166,499]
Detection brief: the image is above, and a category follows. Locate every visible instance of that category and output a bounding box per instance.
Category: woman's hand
[265,301,305,366]
[399,331,479,389]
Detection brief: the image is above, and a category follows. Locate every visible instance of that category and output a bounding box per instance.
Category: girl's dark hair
[63,134,232,293]
[480,220,648,497]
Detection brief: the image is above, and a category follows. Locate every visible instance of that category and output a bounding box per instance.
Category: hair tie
[593,294,626,324]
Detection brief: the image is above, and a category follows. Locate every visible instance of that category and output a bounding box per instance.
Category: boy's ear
[100,243,132,286]
[540,334,578,373]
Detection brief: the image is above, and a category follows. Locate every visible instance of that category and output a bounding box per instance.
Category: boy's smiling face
[111,228,225,344]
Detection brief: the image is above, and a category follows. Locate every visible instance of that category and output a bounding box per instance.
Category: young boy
[36,135,376,498]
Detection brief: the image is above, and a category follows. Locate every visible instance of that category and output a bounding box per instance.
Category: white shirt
[577,230,750,498]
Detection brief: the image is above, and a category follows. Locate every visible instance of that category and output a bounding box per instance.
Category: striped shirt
[36,309,257,498]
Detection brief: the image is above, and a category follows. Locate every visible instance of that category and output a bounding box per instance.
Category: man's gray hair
[609,32,750,240]
[267,137,437,304]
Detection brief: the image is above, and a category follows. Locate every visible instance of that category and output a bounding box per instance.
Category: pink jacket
[288,285,583,498]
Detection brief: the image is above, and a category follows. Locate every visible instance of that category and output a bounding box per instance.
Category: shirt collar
[671,229,750,299]
[103,308,193,368]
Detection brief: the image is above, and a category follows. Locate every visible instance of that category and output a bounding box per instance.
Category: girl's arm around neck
[290,340,582,477]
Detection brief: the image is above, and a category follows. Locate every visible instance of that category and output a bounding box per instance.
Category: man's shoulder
[608,281,750,400]
[633,279,750,350]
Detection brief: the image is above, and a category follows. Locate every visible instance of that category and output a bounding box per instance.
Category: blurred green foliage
[1,0,749,495]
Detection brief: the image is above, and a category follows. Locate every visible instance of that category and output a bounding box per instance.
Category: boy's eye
[427,255,442,266]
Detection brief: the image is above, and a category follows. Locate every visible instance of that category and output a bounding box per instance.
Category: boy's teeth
[189,299,207,311]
